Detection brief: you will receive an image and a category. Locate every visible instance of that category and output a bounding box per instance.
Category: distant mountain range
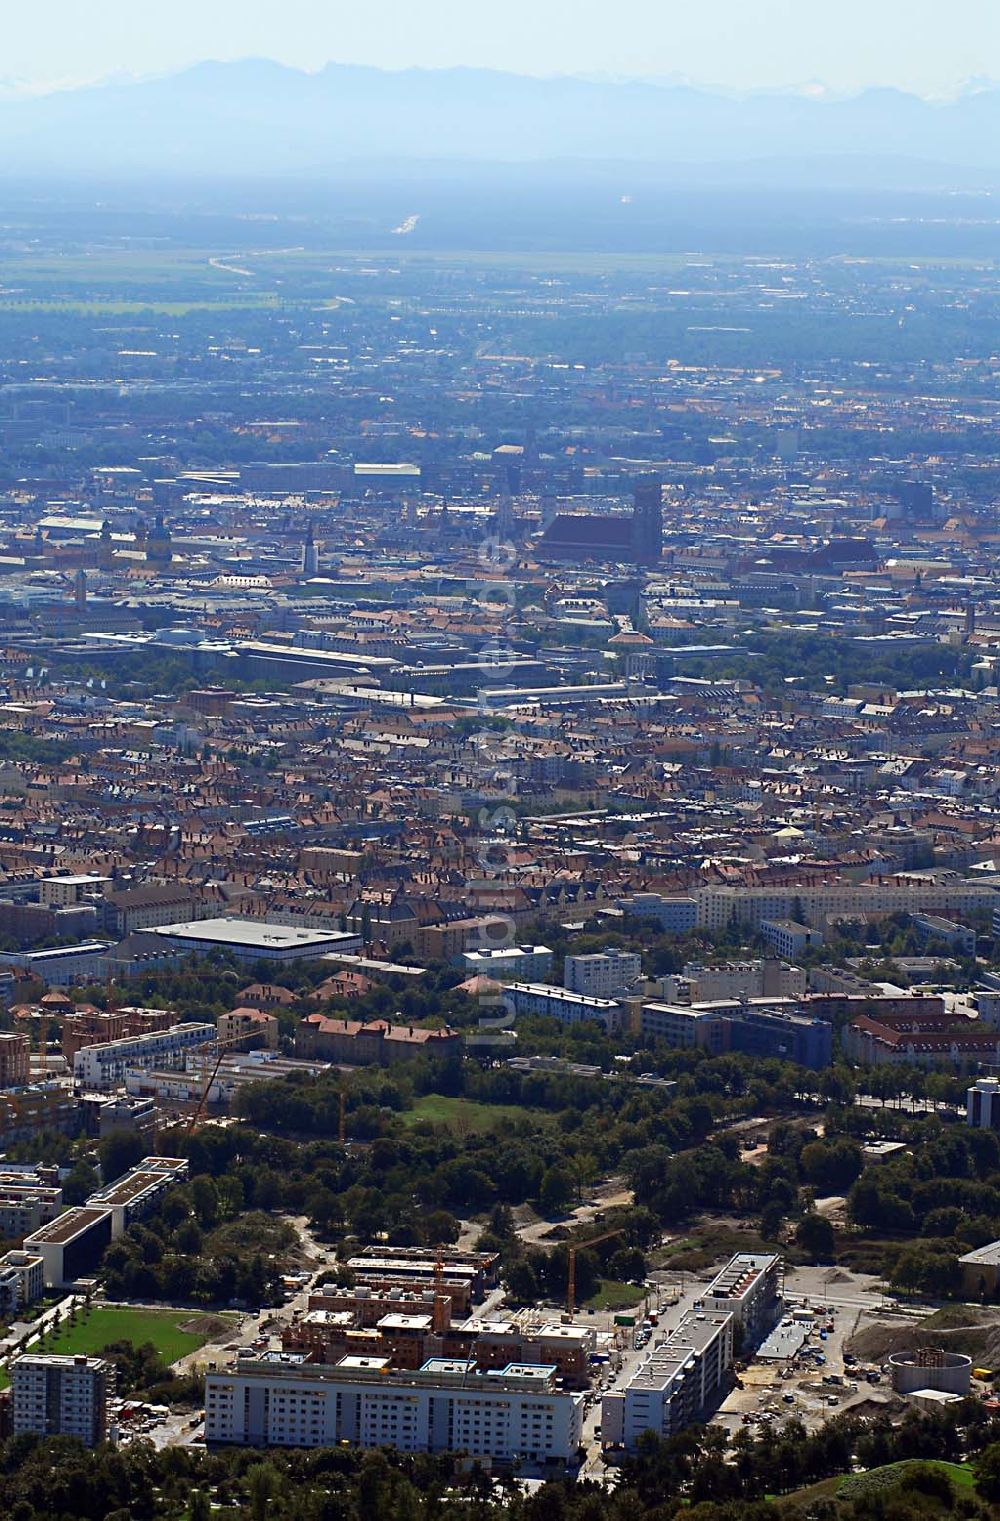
[2,61,1000,181]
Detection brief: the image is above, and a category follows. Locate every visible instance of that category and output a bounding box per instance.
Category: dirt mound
[178,1314,231,1339]
[847,1396,906,1422]
[848,1308,1000,1368]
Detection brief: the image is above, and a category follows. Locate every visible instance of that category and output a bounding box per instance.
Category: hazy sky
[7,0,1000,96]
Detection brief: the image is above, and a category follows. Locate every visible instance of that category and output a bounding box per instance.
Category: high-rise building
[630,475,663,565]
[564,950,642,999]
[11,1354,112,1444]
[967,1077,1000,1130]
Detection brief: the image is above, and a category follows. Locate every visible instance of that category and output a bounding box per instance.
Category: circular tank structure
[888,1348,972,1396]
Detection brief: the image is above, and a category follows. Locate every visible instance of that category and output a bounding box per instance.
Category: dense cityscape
[0,47,1000,1520]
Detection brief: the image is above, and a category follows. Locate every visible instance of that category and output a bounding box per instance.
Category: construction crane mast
[567,1228,623,1318]
[185,1032,272,1134]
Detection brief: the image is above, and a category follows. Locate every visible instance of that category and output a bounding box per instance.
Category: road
[576,1268,719,1482]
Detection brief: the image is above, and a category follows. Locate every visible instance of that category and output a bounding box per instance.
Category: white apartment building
[564,950,642,999]
[206,1353,583,1464]
[760,920,823,961]
[461,945,554,982]
[696,881,997,932]
[616,893,698,932]
[11,1354,112,1444]
[700,1253,783,1347]
[640,1003,728,1052]
[73,1022,215,1089]
[39,874,111,907]
[601,1311,733,1453]
[0,1251,44,1313]
[501,982,623,1032]
[662,959,806,1005]
[967,1077,1000,1130]
[85,1156,188,1238]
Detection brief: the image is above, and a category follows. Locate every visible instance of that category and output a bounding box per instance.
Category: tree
[62,1158,100,1206]
[191,1175,220,1228]
[539,1164,576,1215]
[977,1442,1000,1503]
[505,1257,541,1305]
[246,1461,277,1521]
[795,1212,835,1262]
[99,1130,146,1182]
[759,1199,786,1243]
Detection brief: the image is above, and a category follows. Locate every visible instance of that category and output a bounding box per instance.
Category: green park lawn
[583,1280,646,1312]
[400,1094,548,1133]
[39,1307,224,1366]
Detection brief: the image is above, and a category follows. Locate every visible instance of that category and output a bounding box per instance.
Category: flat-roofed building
[0,1183,62,1240]
[0,1250,44,1313]
[461,945,553,982]
[39,875,112,908]
[641,1002,728,1052]
[700,1253,783,1348]
[349,1246,499,1296]
[84,1156,187,1238]
[967,1077,1000,1131]
[73,1021,215,1089]
[0,1085,81,1146]
[469,1320,596,1388]
[23,1207,113,1287]
[601,1311,734,1452]
[500,982,623,1032]
[12,1354,112,1444]
[564,950,642,999]
[0,942,111,988]
[205,1352,583,1463]
[616,894,698,932]
[152,918,361,965]
[306,1286,452,1333]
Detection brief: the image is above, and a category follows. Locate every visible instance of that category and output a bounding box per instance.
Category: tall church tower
[98,520,114,570]
[494,464,515,541]
[301,522,320,577]
[631,475,663,566]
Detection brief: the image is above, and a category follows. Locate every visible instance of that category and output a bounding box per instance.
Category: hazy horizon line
[0,58,998,105]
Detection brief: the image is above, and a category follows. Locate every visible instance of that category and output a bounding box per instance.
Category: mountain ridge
[2,60,1000,179]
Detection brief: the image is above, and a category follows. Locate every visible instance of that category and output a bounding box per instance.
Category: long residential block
[601,1310,734,1452]
[73,1021,215,1088]
[206,1352,584,1463]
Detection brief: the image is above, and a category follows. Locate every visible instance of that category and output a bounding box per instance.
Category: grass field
[654,1224,779,1273]
[838,1460,975,1497]
[584,1280,645,1312]
[39,1307,225,1366]
[774,1460,976,1509]
[400,1094,548,1133]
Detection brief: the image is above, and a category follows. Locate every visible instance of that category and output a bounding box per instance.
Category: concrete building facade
[12,1354,112,1444]
[206,1353,584,1463]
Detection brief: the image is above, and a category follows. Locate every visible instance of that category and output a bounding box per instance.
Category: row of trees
[4,1393,1000,1521]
